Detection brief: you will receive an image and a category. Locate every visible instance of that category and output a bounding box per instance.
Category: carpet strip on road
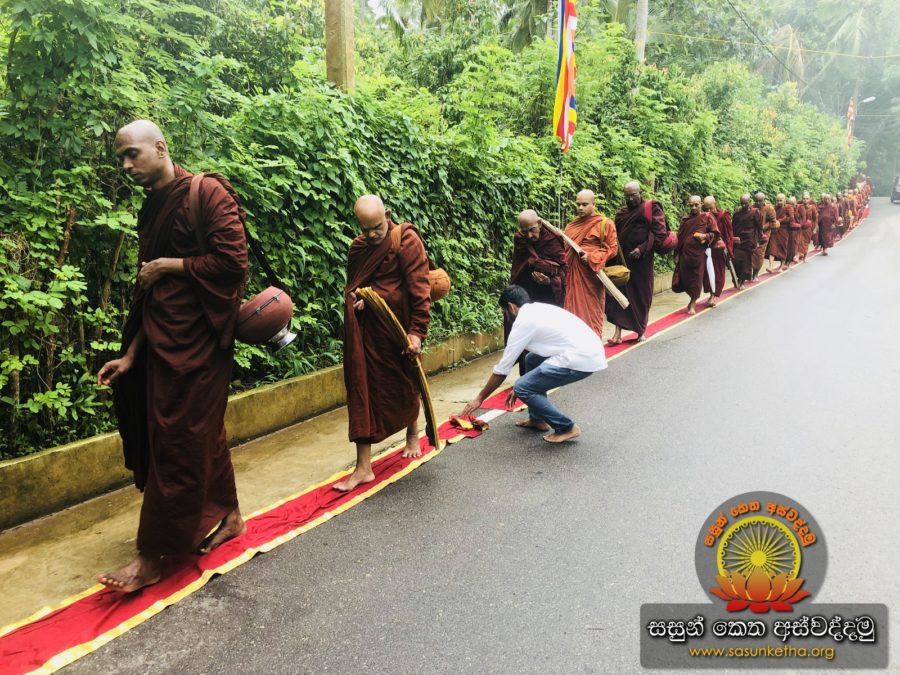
[0,221,863,674]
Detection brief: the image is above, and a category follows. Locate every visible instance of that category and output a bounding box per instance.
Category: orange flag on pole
[553,0,577,153]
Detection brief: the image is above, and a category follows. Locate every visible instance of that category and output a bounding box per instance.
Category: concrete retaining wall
[0,330,504,531]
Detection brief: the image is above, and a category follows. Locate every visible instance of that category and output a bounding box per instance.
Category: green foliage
[0,0,862,458]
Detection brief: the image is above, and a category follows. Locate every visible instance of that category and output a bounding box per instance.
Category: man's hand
[531,270,551,285]
[404,334,422,360]
[505,388,518,409]
[460,398,483,417]
[97,354,134,387]
[629,247,641,259]
[579,251,590,263]
[139,258,180,289]
[349,291,364,312]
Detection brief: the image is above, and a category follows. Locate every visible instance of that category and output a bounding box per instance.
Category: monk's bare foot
[708,298,718,307]
[516,418,551,431]
[198,508,246,554]
[333,467,375,492]
[633,334,646,343]
[687,307,696,315]
[543,425,581,443]
[97,554,161,593]
[605,337,622,346]
[401,436,422,459]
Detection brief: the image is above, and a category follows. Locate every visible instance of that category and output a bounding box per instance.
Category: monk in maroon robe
[817,194,839,254]
[606,181,668,344]
[701,196,732,305]
[674,196,719,315]
[731,194,761,287]
[837,192,849,239]
[753,193,777,279]
[337,195,432,492]
[563,189,619,338]
[510,210,568,306]
[97,120,248,592]
[769,194,794,272]
[797,192,818,262]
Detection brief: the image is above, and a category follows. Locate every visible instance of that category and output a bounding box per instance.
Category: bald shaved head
[623,180,642,209]
[574,189,595,218]
[688,195,702,215]
[740,194,751,208]
[702,196,716,212]
[354,195,389,246]
[114,119,174,189]
[518,209,543,242]
[754,192,766,208]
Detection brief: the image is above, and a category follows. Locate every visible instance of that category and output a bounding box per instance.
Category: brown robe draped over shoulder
[769,204,795,262]
[818,203,839,249]
[605,200,667,335]
[675,213,718,300]
[114,165,248,556]
[563,214,619,338]
[731,206,761,284]
[344,221,431,444]
[703,209,732,297]
[797,202,818,260]
[509,225,568,306]
[753,203,777,275]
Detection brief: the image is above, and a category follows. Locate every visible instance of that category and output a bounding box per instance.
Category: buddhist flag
[846,98,855,147]
[553,0,577,153]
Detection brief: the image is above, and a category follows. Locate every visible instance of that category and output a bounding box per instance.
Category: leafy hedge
[0,0,861,458]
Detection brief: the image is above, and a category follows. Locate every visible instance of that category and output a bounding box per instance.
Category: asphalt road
[70,199,900,674]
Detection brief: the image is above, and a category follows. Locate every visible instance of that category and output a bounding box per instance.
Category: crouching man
[460,285,607,443]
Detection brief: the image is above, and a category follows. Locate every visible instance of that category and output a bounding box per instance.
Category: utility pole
[325,0,355,92]
[635,0,649,62]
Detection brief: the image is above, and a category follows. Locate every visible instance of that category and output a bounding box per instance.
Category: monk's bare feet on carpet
[544,425,581,443]
[198,508,246,554]
[401,432,422,459]
[97,553,161,593]
[633,334,646,343]
[516,418,551,431]
[606,337,622,346]
[686,300,697,315]
[708,297,718,308]
[333,467,375,492]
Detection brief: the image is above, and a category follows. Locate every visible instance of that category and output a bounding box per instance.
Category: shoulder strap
[186,172,286,290]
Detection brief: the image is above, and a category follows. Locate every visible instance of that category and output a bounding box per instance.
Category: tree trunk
[635,0,649,62]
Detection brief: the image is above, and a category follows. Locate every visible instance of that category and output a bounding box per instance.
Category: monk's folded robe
[563,214,619,338]
[675,212,718,300]
[114,165,248,556]
[344,220,431,444]
[818,202,839,249]
[509,226,568,306]
[704,209,732,297]
[769,204,795,262]
[731,207,762,284]
[605,200,668,336]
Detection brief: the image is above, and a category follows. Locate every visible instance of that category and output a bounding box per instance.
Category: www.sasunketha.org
[688,645,836,661]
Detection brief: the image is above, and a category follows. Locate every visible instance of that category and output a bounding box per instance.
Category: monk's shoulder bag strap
[186,173,297,350]
[389,221,451,302]
[602,217,631,289]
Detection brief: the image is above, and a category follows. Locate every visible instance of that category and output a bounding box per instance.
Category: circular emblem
[695,491,827,612]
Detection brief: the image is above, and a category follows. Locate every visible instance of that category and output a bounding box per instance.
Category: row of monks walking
[94,118,871,597]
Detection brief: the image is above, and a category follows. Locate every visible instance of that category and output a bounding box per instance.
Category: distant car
[892,174,900,203]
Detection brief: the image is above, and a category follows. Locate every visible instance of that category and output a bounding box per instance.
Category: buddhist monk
[96,120,249,592]
[606,181,668,345]
[817,194,839,255]
[510,210,568,307]
[701,196,732,306]
[730,194,761,288]
[563,189,619,338]
[837,191,849,239]
[506,210,568,373]
[753,192,777,280]
[769,194,794,272]
[797,191,818,262]
[337,195,432,492]
[847,190,859,229]
[675,196,719,315]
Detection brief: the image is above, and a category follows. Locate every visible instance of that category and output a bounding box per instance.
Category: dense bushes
[0,0,861,457]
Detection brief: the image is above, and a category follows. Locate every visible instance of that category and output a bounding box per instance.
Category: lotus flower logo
[710,516,810,612]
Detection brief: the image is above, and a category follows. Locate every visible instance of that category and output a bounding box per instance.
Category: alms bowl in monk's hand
[236,286,296,351]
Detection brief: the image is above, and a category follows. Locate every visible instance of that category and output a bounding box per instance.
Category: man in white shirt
[461,285,607,443]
